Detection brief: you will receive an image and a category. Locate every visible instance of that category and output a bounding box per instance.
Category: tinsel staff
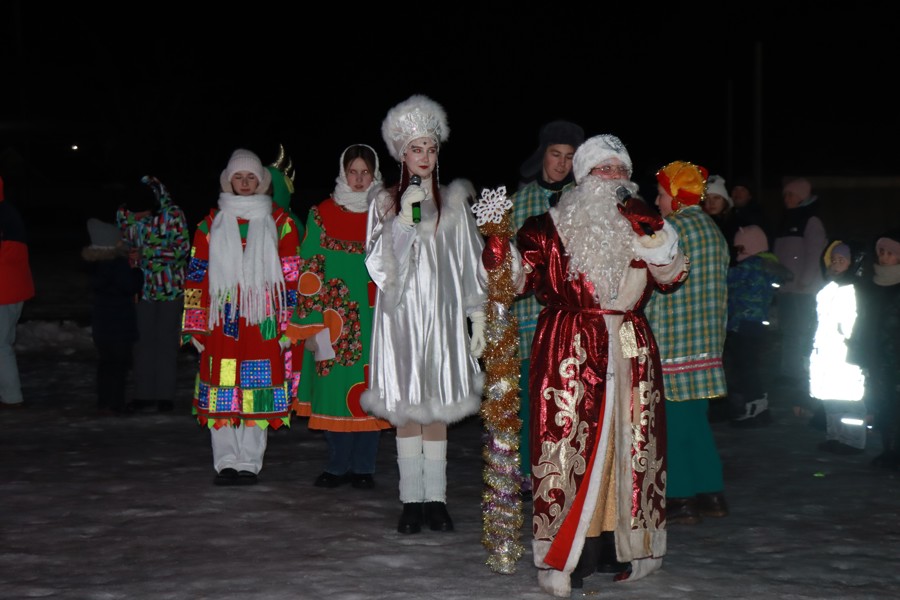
[472,186,525,574]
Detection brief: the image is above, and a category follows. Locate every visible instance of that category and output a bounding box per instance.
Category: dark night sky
[3,4,899,230]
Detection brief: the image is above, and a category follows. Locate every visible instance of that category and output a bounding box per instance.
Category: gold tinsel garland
[474,187,524,574]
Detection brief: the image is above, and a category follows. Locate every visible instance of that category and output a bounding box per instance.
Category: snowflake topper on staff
[473,186,513,235]
[474,186,518,307]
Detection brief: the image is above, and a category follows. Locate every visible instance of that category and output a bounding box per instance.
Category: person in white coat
[362,95,487,534]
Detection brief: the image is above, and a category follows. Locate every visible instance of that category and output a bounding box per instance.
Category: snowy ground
[3,253,900,599]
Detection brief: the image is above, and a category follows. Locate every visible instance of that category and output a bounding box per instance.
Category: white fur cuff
[537,569,571,598]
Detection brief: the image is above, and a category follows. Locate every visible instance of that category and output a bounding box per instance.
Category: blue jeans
[324,430,381,475]
[0,302,24,405]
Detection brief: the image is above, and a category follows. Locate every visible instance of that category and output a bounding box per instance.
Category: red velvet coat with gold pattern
[516,212,686,577]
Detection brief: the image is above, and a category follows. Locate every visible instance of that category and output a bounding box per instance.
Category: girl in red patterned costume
[182,149,301,486]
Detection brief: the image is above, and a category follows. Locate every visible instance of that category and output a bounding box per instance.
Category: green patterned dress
[286,198,391,432]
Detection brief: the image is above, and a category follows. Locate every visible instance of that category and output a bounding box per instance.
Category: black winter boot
[424,501,454,531]
[397,503,424,534]
[597,531,632,573]
[570,536,601,589]
[872,427,900,469]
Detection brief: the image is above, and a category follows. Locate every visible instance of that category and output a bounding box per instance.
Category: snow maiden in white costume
[362,94,487,535]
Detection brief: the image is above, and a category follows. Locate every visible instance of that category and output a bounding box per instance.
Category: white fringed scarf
[208,193,285,327]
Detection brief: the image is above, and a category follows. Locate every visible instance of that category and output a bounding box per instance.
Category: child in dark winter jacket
[725,225,791,426]
[853,231,900,468]
[82,218,144,415]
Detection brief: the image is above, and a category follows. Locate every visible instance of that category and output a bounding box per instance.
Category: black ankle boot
[666,496,702,525]
[570,536,601,588]
[397,502,424,534]
[424,501,454,531]
[597,531,631,573]
[872,428,900,469]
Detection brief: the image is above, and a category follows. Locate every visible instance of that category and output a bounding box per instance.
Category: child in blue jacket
[725,225,791,426]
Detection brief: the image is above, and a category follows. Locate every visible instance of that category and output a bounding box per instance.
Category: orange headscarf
[656,161,709,211]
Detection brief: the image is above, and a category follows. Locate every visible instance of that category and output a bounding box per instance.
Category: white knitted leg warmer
[397,435,424,503]
[423,439,448,502]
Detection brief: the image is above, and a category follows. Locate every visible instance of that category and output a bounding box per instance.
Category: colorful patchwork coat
[182,204,301,429]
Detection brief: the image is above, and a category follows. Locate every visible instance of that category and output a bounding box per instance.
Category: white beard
[552,177,639,306]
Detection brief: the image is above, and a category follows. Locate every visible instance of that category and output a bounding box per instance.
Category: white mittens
[306,328,335,361]
[398,185,426,225]
[632,219,679,265]
[509,244,525,293]
[469,310,487,358]
[190,336,206,353]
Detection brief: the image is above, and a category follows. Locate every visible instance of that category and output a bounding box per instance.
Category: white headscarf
[333,144,382,213]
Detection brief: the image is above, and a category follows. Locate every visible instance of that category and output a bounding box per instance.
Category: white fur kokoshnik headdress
[381,94,450,162]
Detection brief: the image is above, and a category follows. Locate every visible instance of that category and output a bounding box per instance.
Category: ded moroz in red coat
[517,199,687,595]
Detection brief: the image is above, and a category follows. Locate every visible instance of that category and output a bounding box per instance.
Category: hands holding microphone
[398,175,425,225]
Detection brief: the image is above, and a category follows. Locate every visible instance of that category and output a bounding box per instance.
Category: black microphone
[616,186,656,237]
[409,175,422,223]
[615,185,633,204]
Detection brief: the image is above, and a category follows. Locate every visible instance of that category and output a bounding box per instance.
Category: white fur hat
[572,134,632,184]
[381,94,450,162]
[219,148,272,193]
[706,175,733,207]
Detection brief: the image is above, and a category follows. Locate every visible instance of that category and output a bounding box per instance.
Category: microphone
[409,175,422,223]
[615,185,634,204]
[616,186,657,237]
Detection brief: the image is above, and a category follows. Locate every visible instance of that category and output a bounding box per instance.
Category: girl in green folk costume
[285,144,392,490]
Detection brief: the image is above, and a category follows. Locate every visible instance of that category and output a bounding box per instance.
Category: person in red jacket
[0,174,35,408]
